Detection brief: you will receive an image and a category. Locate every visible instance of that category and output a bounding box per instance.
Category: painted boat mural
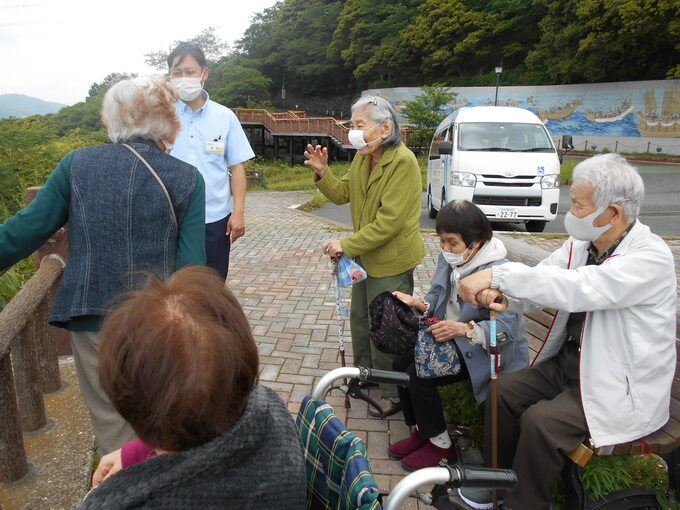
[365,80,680,138]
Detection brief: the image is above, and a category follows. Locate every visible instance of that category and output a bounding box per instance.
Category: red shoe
[388,429,427,460]
[401,441,456,471]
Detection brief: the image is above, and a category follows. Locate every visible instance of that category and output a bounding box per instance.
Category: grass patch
[247,157,349,192]
[561,158,578,184]
[298,191,329,212]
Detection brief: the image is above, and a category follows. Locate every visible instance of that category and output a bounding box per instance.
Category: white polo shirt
[171,93,255,223]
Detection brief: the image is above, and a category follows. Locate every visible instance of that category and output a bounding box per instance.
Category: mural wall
[365,80,680,139]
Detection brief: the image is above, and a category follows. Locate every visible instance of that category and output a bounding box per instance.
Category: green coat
[316,142,425,278]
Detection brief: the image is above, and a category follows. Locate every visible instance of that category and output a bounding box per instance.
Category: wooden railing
[0,256,64,482]
[233,108,351,145]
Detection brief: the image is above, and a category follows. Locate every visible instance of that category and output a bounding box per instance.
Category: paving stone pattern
[229,191,440,509]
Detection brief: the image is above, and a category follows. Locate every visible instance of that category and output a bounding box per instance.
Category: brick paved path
[229,191,441,508]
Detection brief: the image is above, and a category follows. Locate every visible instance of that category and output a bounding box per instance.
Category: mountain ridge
[0,93,67,119]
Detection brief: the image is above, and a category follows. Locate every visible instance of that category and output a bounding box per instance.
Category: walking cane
[490,309,499,510]
[332,259,352,409]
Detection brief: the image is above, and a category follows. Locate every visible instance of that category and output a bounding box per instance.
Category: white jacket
[492,221,677,447]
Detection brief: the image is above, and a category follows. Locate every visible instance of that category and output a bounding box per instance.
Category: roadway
[311,161,680,237]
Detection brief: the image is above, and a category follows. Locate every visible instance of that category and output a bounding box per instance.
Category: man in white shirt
[458,154,677,510]
[168,42,255,280]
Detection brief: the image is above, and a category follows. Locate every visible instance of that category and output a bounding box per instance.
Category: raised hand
[303,144,329,178]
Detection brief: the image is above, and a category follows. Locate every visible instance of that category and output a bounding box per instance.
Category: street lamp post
[494,66,503,106]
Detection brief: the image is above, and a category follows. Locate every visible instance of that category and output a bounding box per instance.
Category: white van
[427,106,561,232]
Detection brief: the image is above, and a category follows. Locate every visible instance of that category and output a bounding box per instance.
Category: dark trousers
[205,214,231,281]
[393,349,469,438]
[486,343,588,510]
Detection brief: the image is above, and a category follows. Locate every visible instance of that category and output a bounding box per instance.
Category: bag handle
[121,143,177,227]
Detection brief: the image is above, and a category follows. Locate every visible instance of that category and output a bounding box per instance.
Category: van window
[429,130,447,158]
[458,123,554,152]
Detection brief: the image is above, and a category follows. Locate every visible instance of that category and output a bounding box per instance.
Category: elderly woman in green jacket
[304,96,425,416]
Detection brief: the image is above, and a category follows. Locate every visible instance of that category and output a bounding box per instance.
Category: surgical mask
[171,70,204,102]
[564,206,613,241]
[348,123,383,150]
[442,244,472,267]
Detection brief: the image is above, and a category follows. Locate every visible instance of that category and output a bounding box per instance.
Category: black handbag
[369,291,420,355]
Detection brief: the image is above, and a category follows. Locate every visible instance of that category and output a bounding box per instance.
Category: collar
[178,90,210,114]
[587,222,634,264]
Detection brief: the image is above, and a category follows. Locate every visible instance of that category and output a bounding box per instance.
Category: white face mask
[442,244,472,267]
[564,206,613,241]
[348,123,383,150]
[171,70,204,102]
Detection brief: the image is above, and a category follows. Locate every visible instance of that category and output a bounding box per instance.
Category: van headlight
[540,175,559,189]
[450,172,477,187]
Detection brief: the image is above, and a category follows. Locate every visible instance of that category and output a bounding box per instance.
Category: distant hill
[0,94,66,119]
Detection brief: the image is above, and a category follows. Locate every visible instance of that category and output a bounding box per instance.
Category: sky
[0,0,279,105]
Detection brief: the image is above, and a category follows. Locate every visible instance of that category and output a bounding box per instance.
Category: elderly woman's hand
[303,144,329,179]
[92,448,123,487]
[322,239,343,260]
[427,320,468,342]
[477,289,509,312]
[392,291,428,313]
[459,268,493,305]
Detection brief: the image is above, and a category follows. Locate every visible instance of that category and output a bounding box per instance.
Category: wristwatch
[465,321,477,340]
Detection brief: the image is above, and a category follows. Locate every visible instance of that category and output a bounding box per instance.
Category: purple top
[121,439,157,468]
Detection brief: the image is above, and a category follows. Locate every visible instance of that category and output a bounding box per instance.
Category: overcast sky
[0,0,278,105]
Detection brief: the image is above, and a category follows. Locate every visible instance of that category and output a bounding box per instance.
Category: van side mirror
[439,141,453,155]
[561,135,574,151]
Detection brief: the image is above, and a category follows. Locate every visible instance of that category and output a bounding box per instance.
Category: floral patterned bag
[414,318,461,379]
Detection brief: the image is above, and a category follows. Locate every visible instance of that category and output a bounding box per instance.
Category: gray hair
[351,96,402,149]
[101,74,180,144]
[572,153,644,221]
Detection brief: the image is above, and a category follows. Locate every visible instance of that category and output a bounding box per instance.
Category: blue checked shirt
[171,93,255,223]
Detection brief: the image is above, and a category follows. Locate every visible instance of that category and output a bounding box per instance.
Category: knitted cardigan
[78,384,307,509]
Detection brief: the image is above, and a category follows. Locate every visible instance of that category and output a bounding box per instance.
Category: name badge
[205,141,225,155]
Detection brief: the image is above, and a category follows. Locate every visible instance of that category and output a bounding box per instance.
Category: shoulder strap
[121,143,177,227]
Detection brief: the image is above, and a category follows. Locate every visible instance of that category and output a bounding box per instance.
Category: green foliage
[401,85,456,148]
[247,157,349,192]
[298,191,329,212]
[210,55,272,107]
[0,259,35,310]
[145,27,230,70]
[560,159,578,184]
[581,454,668,501]
[440,379,485,446]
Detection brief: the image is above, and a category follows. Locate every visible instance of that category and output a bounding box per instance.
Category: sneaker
[388,429,427,460]
[368,397,401,418]
[457,487,503,510]
[401,441,456,471]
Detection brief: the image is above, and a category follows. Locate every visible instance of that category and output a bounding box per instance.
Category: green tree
[525,0,680,83]
[400,85,456,148]
[144,27,230,70]
[209,55,272,107]
[87,72,137,99]
[328,0,424,88]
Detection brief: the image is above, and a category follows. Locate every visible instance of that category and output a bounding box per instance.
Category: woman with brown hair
[82,266,306,509]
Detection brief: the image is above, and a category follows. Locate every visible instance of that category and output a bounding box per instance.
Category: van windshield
[458,123,555,152]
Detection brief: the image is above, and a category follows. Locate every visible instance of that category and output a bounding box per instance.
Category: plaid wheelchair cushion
[297,395,381,510]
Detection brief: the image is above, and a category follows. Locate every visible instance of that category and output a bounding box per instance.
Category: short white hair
[351,96,402,149]
[572,153,644,221]
[101,74,180,144]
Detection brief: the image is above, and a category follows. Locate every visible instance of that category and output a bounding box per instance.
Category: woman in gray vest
[388,200,528,471]
[0,75,206,453]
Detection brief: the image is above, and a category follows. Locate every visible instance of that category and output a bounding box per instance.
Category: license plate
[497,208,518,219]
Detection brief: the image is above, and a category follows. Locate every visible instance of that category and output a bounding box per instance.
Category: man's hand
[92,448,123,487]
[477,289,509,312]
[427,320,468,342]
[459,268,494,305]
[322,239,343,260]
[226,213,245,243]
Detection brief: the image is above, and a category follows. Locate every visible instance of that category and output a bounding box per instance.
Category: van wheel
[427,189,437,218]
[526,220,547,233]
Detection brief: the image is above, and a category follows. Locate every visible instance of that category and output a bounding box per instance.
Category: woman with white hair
[0,74,206,453]
[304,96,425,416]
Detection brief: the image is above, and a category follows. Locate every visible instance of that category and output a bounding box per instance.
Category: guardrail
[233,108,351,146]
[0,256,64,482]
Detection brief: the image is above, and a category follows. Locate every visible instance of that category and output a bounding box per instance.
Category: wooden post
[11,329,47,432]
[0,353,29,482]
[289,137,294,166]
[33,295,61,393]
